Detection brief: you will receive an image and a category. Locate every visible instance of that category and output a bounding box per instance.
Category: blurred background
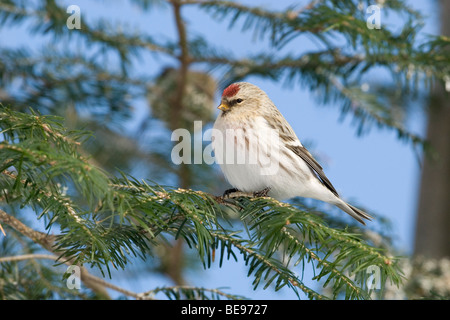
[0,0,449,299]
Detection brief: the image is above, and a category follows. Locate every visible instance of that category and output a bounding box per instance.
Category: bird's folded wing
[286,144,339,197]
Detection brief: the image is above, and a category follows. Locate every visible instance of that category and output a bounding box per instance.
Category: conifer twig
[0,253,59,263]
[0,208,112,298]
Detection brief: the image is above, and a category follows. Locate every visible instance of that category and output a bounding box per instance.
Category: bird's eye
[236,98,243,103]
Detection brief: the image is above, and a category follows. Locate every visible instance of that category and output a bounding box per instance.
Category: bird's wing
[261,112,339,197]
[286,144,339,197]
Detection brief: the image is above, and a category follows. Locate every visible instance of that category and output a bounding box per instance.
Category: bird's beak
[217,103,230,111]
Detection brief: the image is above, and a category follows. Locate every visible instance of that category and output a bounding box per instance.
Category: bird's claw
[253,187,271,197]
[222,187,270,199]
[223,188,239,198]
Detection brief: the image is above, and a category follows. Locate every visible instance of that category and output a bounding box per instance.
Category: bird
[211,82,372,225]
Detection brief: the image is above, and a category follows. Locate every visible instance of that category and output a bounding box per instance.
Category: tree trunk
[414,0,450,258]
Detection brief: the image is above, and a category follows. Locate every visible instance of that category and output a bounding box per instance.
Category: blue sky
[0,0,439,299]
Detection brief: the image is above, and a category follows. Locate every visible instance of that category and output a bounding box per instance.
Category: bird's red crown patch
[222,84,240,98]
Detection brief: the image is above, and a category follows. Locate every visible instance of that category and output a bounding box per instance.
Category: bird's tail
[335,201,373,225]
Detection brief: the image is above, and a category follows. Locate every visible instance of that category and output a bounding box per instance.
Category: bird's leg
[253,187,271,197]
[223,188,239,198]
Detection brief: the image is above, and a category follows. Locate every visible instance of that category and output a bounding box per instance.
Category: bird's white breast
[212,114,284,193]
[212,113,328,201]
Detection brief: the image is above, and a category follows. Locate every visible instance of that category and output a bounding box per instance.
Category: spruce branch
[0,226,142,299]
[139,285,247,300]
[0,208,111,298]
[211,229,326,300]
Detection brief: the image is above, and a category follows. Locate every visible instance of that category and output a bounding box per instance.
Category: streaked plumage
[212,82,372,225]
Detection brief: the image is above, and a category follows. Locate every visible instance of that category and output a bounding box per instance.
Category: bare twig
[0,253,58,264]
[81,270,146,299]
[0,209,56,252]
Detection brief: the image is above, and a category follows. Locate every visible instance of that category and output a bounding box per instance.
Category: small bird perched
[212,82,372,225]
